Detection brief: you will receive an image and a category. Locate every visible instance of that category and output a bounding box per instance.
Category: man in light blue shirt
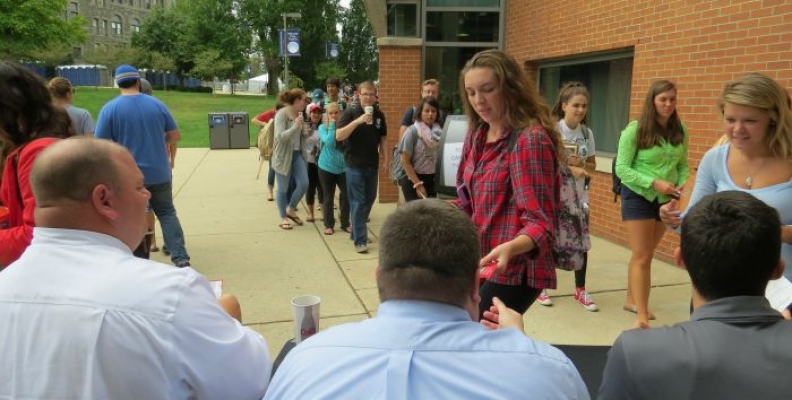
[265,199,589,399]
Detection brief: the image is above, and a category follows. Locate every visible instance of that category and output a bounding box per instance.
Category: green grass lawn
[74,87,276,148]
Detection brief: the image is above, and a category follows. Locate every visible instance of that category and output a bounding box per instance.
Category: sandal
[324,228,334,235]
[286,214,304,226]
[306,216,316,223]
[343,226,352,233]
[279,222,293,230]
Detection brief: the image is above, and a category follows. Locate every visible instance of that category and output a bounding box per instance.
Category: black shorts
[621,185,662,221]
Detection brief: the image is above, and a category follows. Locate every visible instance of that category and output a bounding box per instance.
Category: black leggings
[317,168,350,230]
[478,280,542,320]
[306,162,324,206]
[574,252,588,288]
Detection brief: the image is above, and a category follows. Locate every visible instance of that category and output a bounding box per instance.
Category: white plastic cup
[364,106,374,124]
[291,295,321,343]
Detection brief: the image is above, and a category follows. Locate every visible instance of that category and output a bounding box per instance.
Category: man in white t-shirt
[0,138,271,399]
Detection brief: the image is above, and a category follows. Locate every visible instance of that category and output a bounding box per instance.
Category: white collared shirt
[0,228,271,399]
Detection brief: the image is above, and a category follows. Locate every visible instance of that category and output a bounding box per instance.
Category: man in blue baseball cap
[95,64,192,268]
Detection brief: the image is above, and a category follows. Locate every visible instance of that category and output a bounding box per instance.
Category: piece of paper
[442,142,464,187]
[765,277,792,312]
[209,280,223,299]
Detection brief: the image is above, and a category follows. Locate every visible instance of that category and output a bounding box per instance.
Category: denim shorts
[621,185,662,221]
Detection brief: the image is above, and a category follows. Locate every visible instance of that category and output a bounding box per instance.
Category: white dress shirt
[265,300,589,400]
[0,228,271,399]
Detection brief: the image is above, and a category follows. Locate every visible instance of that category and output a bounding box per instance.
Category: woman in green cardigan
[615,80,689,328]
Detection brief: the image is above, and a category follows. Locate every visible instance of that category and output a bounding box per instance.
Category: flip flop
[306,217,316,223]
[343,226,352,233]
[279,222,293,230]
[287,215,304,226]
[324,228,334,235]
[267,197,274,202]
[623,305,656,320]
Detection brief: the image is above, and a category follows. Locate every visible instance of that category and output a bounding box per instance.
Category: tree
[0,0,87,60]
[191,50,234,94]
[339,0,378,84]
[241,0,342,93]
[131,6,192,74]
[81,47,146,73]
[149,52,177,91]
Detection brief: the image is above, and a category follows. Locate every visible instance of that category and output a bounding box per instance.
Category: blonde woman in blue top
[616,80,689,328]
[661,73,792,285]
[317,103,350,235]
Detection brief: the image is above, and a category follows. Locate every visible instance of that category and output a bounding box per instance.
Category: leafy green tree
[132,6,192,74]
[149,52,177,91]
[339,0,378,84]
[81,47,145,73]
[191,50,234,94]
[178,0,251,82]
[0,0,87,60]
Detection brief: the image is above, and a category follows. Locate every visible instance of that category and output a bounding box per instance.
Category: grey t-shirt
[398,125,439,175]
[66,105,95,135]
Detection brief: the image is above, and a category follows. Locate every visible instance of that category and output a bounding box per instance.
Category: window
[428,0,499,5]
[101,20,108,36]
[68,1,79,18]
[387,2,418,37]
[538,51,634,154]
[111,16,123,36]
[426,11,499,42]
[424,46,496,113]
[131,18,141,34]
[92,18,99,34]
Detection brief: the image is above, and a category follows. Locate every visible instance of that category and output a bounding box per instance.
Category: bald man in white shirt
[0,138,271,399]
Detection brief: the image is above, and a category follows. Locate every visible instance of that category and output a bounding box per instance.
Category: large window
[111,16,123,36]
[425,46,495,114]
[131,18,141,34]
[539,51,634,154]
[387,1,418,37]
[426,11,499,42]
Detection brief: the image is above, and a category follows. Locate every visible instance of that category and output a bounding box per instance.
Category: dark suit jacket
[598,296,792,400]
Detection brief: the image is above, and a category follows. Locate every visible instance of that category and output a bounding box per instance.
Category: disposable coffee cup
[364,106,374,124]
[291,295,320,343]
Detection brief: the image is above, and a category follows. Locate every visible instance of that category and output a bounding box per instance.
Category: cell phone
[668,192,681,200]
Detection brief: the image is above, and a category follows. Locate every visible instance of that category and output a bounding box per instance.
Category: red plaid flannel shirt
[456,124,559,288]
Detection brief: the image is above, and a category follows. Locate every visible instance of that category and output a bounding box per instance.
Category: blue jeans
[147,181,189,264]
[346,166,378,246]
[275,151,309,218]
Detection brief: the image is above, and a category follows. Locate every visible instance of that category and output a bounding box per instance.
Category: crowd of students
[1,50,792,398]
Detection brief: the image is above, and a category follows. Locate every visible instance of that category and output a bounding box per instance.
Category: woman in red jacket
[0,61,73,268]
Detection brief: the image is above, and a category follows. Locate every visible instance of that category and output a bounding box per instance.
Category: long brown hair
[636,80,684,149]
[459,49,564,160]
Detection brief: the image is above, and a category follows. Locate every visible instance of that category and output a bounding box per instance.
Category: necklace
[742,153,768,189]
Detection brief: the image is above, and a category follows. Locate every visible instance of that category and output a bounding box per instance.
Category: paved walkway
[152,148,692,358]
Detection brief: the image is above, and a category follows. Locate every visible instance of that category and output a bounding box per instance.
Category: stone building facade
[63,0,173,57]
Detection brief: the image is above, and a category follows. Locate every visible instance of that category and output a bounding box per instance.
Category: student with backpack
[538,82,598,311]
[396,96,443,201]
[456,50,564,319]
[616,80,689,328]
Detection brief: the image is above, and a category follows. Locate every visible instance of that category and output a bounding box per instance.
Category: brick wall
[507,0,792,262]
[376,44,423,203]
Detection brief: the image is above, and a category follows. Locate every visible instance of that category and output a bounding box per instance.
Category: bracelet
[413,181,424,189]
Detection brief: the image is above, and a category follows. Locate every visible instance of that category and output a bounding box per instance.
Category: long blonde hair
[458,49,564,160]
[718,73,792,161]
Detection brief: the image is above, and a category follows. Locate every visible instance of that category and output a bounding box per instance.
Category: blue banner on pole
[279,29,301,57]
[326,42,339,59]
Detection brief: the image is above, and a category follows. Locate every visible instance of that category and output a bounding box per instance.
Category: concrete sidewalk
[152,148,693,358]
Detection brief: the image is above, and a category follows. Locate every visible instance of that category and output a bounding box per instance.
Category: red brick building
[365,0,792,261]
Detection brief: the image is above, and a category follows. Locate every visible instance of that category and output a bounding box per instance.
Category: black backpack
[611,154,621,202]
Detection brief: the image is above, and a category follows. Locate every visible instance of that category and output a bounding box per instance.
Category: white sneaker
[536,289,553,306]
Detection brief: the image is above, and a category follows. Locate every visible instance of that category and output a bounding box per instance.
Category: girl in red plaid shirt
[456,50,567,319]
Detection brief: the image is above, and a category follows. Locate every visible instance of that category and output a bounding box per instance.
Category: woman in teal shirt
[317,103,350,235]
[615,79,689,328]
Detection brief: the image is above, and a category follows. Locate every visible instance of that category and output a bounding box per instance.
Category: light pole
[281,12,301,89]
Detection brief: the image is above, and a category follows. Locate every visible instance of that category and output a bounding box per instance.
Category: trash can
[208,112,230,149]
[228,112,250,149]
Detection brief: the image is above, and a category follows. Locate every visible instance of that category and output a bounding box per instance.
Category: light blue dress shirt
[265,300,589,400]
